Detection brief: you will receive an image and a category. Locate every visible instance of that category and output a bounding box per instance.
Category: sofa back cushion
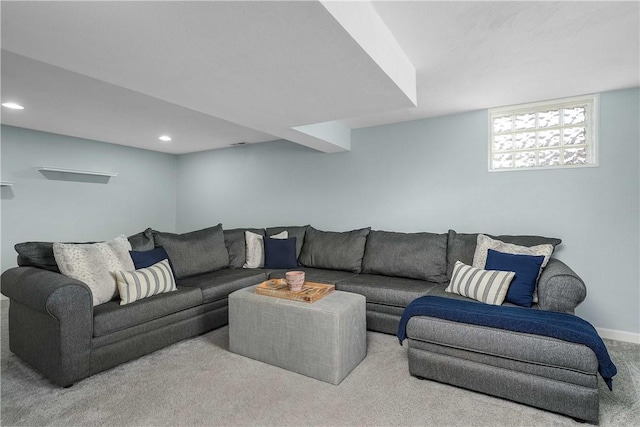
[265,225,309,258]
[153,224,229,279]
[362,230,448,283]
[299,226,370,273]
[446,230,562,279]
[223,228,265,269]
[15,228,154,273]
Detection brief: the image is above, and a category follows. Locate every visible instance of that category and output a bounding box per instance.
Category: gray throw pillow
[15,229,155,272]
[266,225,309,258]
[153,224,229,279]
[446,230,562,279]
[127,228,155,251]
[15,244,60,272]
[362,230,449,283]
[299,226,370,273]
[224,228,265,269]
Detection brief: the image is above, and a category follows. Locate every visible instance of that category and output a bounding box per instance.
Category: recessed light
[2,102,24,110]
[159,135,172,142]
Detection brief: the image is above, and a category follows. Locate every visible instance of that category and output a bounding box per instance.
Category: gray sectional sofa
[1,224,591,420]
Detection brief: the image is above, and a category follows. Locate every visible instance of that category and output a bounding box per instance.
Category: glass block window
[489,95,598,171]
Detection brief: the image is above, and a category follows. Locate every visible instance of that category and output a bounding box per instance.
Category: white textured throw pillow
[53,235,134,306]
[446,261,515,305]
[472,234,554,303]
[243,230,288,268]
[116,259,177,305]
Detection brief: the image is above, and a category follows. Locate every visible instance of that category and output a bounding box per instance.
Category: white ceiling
[1,1,638,154]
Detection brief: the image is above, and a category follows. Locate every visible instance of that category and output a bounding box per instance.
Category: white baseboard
[596,327,640,344]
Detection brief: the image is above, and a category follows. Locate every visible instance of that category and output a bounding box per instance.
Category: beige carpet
[1,300,639,426]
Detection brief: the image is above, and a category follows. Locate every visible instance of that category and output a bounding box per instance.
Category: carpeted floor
[1,300,639,426]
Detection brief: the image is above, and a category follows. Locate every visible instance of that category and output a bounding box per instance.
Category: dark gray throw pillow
[153,224,229,279]
[299,226,370,273]
[265,225,309,258]
[223,228,265,269]
[15,228,155,272]
[15,246,59,272]
[446,229,562,279]
[362,230,448,283]
[127,228,155,251]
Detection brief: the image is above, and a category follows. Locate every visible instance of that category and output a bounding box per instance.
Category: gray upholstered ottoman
[228,285,366,385]
[406,316,600,424]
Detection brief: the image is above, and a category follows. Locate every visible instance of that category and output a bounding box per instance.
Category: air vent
[230,142,248,146]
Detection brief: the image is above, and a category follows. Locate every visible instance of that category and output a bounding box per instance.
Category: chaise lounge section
[405,315,600,424]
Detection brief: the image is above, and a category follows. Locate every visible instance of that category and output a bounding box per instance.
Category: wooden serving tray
[255,279,335,303]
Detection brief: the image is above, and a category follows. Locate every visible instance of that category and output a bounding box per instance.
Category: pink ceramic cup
[285,271,305,292]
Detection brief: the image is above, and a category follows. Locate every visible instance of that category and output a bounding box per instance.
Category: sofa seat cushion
[93,287,203,337]
[177,268,267,303]
[336,274,439,308]
[268,267,357,284]
[426,282,537,309]
[362,230,448,283]
[92,299,227,349]
[366,302,405,316]
[426,282,481,303]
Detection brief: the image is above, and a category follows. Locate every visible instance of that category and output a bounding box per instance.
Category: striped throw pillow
[116,259,177,305]
[445,261,515,305]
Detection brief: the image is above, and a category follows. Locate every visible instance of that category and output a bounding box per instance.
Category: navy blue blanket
[397,296,617,390]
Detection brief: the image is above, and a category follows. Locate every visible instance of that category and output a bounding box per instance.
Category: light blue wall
[2,89,637,334]
[177,88,639,334]
[1,126,178,273]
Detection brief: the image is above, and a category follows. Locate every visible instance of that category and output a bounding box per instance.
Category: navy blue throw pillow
[130,247,171,270]
[485,249,545,308]
[264,237,298,269]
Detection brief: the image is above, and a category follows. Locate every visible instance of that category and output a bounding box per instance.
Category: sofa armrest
[536,259,586,314]
[2,267,92,314]
[1,267,93,386]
